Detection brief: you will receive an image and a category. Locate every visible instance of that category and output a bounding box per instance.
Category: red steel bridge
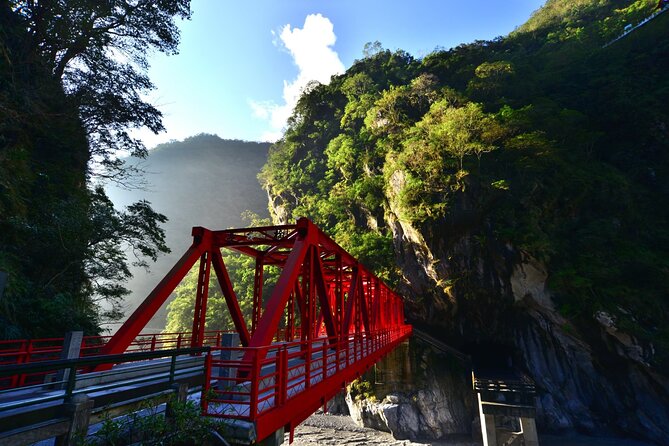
[0,218,412,444]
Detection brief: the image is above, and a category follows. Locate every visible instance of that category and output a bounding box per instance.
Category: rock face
[345,339,474,440]
[267,179,669,446]
[381,195,669,445]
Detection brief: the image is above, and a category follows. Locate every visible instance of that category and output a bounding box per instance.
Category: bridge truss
[100,217,412,442]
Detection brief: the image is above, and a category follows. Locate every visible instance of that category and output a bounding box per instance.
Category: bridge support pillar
[257,427,284,446]
[217,333,240,391]
[475,381,539,446]
[55,394,93,446]
[520,417,539,446]
[55,331,84,389]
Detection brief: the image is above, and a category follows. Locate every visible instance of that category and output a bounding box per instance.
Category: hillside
[106,135,270,330]
[260,0,669,443]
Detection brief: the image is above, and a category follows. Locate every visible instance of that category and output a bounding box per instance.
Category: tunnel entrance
[463,341,516,379]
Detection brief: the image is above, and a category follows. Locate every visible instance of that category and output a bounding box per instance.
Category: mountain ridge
[106,134,270,330]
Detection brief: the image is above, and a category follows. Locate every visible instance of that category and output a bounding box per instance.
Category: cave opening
[463,341,519,379]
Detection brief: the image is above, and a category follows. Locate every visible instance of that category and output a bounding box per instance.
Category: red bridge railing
[0,330,231,388]
[203,326,411,442]
[0,218,411,443]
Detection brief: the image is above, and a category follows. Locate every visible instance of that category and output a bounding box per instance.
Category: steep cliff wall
[382,198,669,444]
[345,339,475,441]
[261,2,669,444]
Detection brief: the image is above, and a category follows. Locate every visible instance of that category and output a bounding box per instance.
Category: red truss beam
[102,218,408,364]
[96,217,410,443]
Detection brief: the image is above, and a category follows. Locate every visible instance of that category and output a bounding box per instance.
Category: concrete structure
[474,373,539,446]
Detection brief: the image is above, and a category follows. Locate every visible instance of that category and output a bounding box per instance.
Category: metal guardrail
[412,328,471,363]
[603,5,668,48]
[0,347,211,446]
[0,346,210,410]
[0,331,228,389]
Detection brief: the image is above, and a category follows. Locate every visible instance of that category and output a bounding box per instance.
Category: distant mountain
[106,134,270,331]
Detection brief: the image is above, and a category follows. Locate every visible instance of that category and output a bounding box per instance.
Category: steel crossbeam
[1,218,411,443]
[101,218,408,358]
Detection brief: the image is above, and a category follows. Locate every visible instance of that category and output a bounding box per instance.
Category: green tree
[467,60,515,101]
[9,0,191,180]
[417,100,495,170]
[363,41,384,58]
[0,1,187,337]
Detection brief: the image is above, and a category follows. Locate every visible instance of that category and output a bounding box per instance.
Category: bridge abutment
[257,427,284,446]
[55,394,93,446]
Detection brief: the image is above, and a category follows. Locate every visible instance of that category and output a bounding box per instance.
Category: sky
[135,0,546,147]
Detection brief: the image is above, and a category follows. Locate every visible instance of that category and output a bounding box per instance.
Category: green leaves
[414,100,496,170]
[10,0,191,179]
[165,250,280,333]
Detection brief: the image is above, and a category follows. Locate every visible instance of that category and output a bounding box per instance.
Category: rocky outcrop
[267,172,669,445]
[382,195,669,445]
[346,382,472,440]
[345,340,474,440]
[266,190,291,225]
[514,290,669,443]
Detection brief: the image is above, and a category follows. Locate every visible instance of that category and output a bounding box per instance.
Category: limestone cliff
[380,185,669,444]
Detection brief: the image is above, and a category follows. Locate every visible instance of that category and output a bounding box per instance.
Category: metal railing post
[322,342,327,380]
[305,341,312,389]
[201,350,212,414]
[250,350,260,419]
[276,346,287,407]
[65,365,77,399]
[169,355,177,383]
[353,333,358,363]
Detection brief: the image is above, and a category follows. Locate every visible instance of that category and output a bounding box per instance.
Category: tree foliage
[10,0,191,180]
[0,1,188,337]
[260,0,669,366]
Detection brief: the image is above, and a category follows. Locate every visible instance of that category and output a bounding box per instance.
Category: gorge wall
[261,2,669,444]
[346,201,669,445]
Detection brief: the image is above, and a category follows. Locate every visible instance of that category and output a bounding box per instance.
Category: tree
[0,2,188,337]
[9,0,191,181]
[467,60,515,101]
[363,41,384,58]
[419,100,495,170]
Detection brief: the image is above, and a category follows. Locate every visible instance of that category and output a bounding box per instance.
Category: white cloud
[250,14,345,142]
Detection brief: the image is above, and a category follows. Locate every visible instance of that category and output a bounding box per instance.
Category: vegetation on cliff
[260,0,669,366]
[0,1,190,337]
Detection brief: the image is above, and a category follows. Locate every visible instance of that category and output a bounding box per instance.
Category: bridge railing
[201,325,412,439]
[0,330,232,389]
[0,346,210,446]
[0,346,210,413]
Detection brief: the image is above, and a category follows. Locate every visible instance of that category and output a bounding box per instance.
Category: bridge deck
[205,328,411,442]
[0,218,412,444]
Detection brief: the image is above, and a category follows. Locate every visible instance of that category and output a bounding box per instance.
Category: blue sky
[135,0,546,147]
